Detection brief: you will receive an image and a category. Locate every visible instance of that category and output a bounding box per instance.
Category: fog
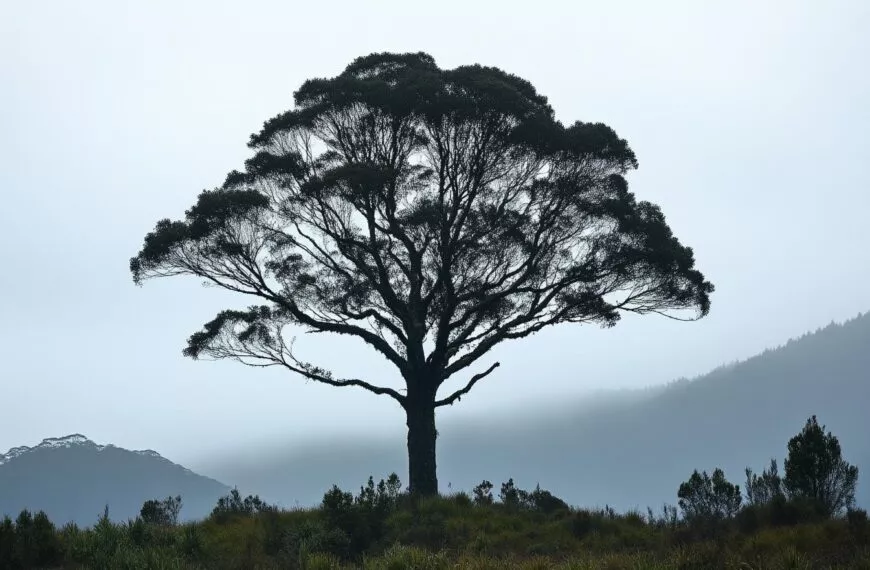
[1,1,868,469]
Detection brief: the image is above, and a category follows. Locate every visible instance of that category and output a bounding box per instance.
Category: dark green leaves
[784,416,859,516]
[130,188,269,284]
[132,50,714,404]
[184,305,281,359]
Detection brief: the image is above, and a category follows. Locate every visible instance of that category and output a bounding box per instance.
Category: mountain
[199,312,870,511]
[0,434,230,526]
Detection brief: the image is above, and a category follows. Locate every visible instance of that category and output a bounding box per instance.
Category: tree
[210,488,274,522]
[745,458,783,506]
[130,52,713,496]
[140,495,182,526]
[784,415,859,516]
[677,468,742,522]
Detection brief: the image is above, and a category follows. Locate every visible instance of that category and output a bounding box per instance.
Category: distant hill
[0,434,229,525]
[200,312,870,511]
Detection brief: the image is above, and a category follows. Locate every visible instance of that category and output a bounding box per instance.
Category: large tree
[131,52,713,496]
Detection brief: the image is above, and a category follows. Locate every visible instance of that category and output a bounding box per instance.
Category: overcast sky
[1,1,868,465]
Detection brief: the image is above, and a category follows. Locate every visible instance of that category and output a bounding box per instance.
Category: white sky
[1,0,868,465]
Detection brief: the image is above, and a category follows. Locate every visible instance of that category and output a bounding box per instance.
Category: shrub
[283,519,351,562]
[0,516,13,569]
[140,495,182,526]
[847,506,869,540]
[527,484,569,514]
[472,480,494,506]
[743,494,828,529]
[678,468,742,522]
[210,487,275,523]
[499,478,524,509]
[363,544,450,570]
[647,504,679,530]
[745,458,783,506]
[570,509,606,540]
[321,473,405,557]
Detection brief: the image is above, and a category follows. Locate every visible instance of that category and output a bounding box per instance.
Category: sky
[1,1,868,466]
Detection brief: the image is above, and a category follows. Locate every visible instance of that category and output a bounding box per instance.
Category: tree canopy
[131,52,713,494]
[784,415,859,516]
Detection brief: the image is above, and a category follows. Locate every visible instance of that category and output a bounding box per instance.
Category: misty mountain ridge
[199,311,870,512]
[0,434,230,526]
[1,434,165,466]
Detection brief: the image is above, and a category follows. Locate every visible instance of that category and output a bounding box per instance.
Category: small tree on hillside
[678,468,742,522]
[140,495,183,526]
[745,458,783,506]
[131,51,713,496]
[784,415,858,516]
[211,488,275,522]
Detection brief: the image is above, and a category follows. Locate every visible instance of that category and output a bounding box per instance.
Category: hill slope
[200,312,870,511]
[0,435,230,525]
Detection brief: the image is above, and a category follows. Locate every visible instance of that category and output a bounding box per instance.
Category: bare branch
[434,362,500,407]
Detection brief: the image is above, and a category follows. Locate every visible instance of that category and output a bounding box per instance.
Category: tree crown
[131,52,713,405]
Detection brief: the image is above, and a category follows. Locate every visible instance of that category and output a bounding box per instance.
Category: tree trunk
[405,395,438,496]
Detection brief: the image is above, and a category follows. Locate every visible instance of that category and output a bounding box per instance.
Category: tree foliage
[745,459,784,506]
[130,51,713,494]
[210,489,274,523]
[784,415,859,516]
[140,496,182,526]
[677,468,742,522]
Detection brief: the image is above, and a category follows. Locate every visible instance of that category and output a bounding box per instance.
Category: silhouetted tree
[130,52,713,496]
[0,516,12,568]
[745,458,783,506]
[30,511,61,567]
[784,415,859,516]
[140,495,182,526]
[472,480,494,506]
[211,488,274,522]
[677,468,741,522]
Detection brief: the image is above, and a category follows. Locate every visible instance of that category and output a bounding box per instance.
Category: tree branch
[434,362,500,407]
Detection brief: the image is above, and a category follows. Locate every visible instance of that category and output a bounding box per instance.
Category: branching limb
[434,362,500,407]
[185,306,406,404]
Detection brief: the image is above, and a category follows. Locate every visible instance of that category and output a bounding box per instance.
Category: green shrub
[211,488,275,523]
[140,495,182,526]
[320,473,404,558]
[0,516,15,568]
[473,480,494,506]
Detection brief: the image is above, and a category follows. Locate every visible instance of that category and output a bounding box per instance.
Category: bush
[320,473,404,558]
[745,458,783,506]
[0,516,13,569]
[140,495,182,526]
[499,478,524,509]
[527,484,569,514]
[767,495,827,527]
[363,544,450,570]
[210,488,275,523]
[678,468,742,523]
[847,507,869,541]
[472,480,494,506]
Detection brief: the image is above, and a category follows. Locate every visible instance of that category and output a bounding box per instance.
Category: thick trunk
[405,396,438,496]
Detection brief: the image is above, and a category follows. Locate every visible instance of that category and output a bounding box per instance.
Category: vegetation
[0,416,865,569]
[139,496,182,527]
[130,51,713,496]
[783,415,859,517]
